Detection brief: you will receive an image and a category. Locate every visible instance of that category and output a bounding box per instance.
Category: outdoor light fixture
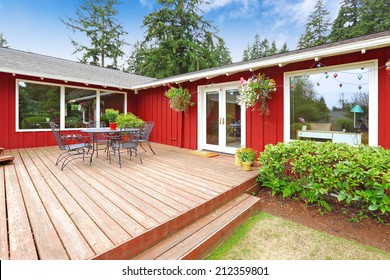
[351,104,364,128]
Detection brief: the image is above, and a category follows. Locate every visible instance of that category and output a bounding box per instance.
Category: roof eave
[131,34,390,90]
[0,67,132,90]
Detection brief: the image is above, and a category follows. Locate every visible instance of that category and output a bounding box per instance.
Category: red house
[1,31,390,154]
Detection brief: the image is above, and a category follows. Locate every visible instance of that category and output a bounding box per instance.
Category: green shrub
[21,116,48,128]
[116,112,144,128]
[257,141,390,222]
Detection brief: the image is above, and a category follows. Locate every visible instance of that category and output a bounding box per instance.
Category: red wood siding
[137,47,390,153]
[1,46,390,151]
[0,73,133,149]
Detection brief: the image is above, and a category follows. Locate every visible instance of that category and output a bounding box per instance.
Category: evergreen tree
[297,0,331,49]
[62,0,127,69]
[328,0,389,43]
[356,0,390,35]
[328,0,362,42]
[279,43,289,54]
[210,38,232,66]
[0,33,9,48]
[243,34,288,60]
[131,0,231,78]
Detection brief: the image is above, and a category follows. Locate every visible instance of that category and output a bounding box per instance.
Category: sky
[0,0,341,64]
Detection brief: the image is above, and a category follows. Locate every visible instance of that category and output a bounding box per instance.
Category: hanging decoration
[237,73,277,114]
[165,85,194,112]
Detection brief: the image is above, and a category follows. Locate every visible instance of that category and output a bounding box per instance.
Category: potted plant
[237,73,277,114]
[239,147,257,171]
[116,113,144,128]
[298,117,307,130]
[235,146,243,166]
[165,85,194,112]
[105,108,119,130]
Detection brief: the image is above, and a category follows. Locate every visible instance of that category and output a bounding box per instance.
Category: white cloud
[201,0,259,19]
[138,0,154,9]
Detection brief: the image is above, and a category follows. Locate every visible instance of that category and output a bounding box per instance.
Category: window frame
[16,79,127,132]
[283,59,378,146]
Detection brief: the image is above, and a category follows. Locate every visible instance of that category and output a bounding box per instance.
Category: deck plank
[2,143,258,260]
[34,147,132,245]
[24,148,116,255]
[0,166,9,259]
[41,147,146,237]
[5,157,38,260]
[16,149,94,260]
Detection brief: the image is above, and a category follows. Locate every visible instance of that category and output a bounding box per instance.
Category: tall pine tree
[328,0,362,42]
[0,33,9,48]
[130,0,231,78]
[328,0,389,43]
[243,34,288,61]
[356,0,390,35]
[297,0,331,49]
[62,0,127,69]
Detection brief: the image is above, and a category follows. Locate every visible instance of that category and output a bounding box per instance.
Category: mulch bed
[257,188,390,252]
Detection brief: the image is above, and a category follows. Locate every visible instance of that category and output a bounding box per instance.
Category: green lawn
[206,212,390,260]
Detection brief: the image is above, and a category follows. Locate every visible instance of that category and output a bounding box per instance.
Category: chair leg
[118,148,122,168]
[139,142,147,152]
[147,141,156,155]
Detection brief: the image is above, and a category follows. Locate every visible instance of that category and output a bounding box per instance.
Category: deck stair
[133,192,260,260]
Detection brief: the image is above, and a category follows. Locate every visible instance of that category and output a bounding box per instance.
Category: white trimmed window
[284,60,378,146]
[16,79,126,131]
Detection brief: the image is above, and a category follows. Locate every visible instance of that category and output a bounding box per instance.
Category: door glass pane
[206,91,219,145]
[226,89,241,148]
[290,68,368,145]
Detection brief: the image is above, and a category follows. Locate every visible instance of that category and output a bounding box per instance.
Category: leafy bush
[21,116,48,128]
[257,141,390,222]
[116,113,144,128]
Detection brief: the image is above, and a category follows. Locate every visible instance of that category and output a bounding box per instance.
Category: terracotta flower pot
[109,122,117,130]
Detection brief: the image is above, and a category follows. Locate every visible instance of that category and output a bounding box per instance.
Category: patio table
[80,127,140,164]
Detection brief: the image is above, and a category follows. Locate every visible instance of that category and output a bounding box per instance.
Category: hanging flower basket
[237,73,277,114]
[165,85,194,112]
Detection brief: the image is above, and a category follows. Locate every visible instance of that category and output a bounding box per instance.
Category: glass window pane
[206,91,219,145]
[65,88,96,128]
[18,81,60,129]
[100,91,125,124]
[226,89,241,148]
[290,68,368,145]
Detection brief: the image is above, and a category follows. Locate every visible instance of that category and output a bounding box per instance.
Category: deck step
[133,193,260,260]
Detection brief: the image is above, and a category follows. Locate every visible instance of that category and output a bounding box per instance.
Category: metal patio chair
[108,128,142,167]
[139,121,155,155]
[49,122,91,170]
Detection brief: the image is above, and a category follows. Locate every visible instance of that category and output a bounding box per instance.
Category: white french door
[198,82,246,154]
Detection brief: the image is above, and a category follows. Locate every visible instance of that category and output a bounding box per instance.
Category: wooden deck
[0,143,258,260]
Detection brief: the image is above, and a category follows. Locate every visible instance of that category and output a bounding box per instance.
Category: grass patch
[206,212,390,260]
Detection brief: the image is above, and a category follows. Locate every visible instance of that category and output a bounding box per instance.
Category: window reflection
[18,82,60,129]
[17,80,126,130]
[290,68,369,145]
[65,88,96,128]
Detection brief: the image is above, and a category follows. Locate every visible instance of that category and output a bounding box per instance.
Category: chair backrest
[119,128,141,149]
[49,122,67,150]
[141,121,154,140]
